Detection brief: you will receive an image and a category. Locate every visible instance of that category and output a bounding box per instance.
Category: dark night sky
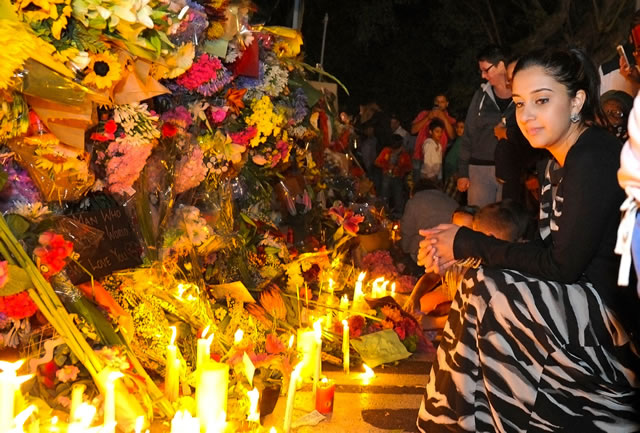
[253,0,635,127]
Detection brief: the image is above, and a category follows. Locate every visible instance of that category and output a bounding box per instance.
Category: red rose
[162,123,178,138]
[104,119,117,134]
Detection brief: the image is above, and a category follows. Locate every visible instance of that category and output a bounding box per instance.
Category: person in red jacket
[375,133,412,218]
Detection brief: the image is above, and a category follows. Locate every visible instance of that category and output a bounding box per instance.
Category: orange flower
[259,284,287,321]
[225,88,247,115]
[246,303,272,328]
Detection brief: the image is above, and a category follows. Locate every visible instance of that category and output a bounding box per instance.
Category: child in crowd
[443,120,465,201]
[375,133,412,218]
[403,200,527,319]
[420,118,444,181]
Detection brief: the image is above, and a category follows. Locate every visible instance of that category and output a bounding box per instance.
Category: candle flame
[107,370,124,383]
[393,224,399,230]
[0,359,24,372]
[14,405,36,430]
[288,334,294,349]
[321,377,328,384]
[234,328,244,344]
[135,416,144,433]
[270,428,277,433]
[381,280,390,295]
[201,325,210,339]
[342,319,348,328]
[169,326,177,346]
[357,272,366,282]
[206,332,214,347]
[328,278,334,294]
[391,282,396,295]
[362,363,375,383]
[74,403,97,427]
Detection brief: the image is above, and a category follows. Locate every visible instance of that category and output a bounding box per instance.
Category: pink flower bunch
[328,205,364,236]
[230,126,257,146]
[361,250,399,279]
[104,138,154,196]
[208,106,228,124]
[160,106,193,130]
[177,54,233,96]
[174,145,207,194]
[0,261,7,289]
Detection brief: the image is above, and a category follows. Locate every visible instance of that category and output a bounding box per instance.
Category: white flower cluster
[258,63,289,97]
[113,103,161,142]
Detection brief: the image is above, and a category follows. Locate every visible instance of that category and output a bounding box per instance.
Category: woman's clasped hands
[417,224,461,275]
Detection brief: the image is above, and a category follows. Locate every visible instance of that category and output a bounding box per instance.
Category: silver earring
[570,113,581,123]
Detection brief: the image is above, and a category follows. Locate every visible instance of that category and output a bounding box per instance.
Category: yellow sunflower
[83,51,122,90]
[0,19,35,89]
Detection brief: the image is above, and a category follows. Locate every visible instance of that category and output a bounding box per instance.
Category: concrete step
[263,353,433,433]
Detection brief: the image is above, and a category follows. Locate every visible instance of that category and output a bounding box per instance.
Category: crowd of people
[330,13,640,433]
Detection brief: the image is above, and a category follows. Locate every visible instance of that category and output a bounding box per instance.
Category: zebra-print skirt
[417,266,640,433]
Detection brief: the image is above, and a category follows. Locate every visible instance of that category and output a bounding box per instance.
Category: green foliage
[0,265,33,296]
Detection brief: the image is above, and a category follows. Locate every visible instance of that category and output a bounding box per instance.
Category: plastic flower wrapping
[0,0,430,430]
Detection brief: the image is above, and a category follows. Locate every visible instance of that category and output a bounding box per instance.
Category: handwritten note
[64,204,142,284]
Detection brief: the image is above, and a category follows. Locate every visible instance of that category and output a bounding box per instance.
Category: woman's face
[512,66,579,152]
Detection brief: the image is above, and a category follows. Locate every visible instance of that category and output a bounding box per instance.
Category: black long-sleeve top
[453,127,624,307]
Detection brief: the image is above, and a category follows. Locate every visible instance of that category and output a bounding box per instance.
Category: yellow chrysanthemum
[0,19,35,90]
[83,51,122,90]
[207,21,224,40]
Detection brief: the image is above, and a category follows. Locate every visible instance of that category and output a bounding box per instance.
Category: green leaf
[0,265,33,296]
[240,213,257,227]
[155,29,175,49]
[149,34,161,54]
[5,214,30,238]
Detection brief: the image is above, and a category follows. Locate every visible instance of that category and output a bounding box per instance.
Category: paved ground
[263,351,434,433]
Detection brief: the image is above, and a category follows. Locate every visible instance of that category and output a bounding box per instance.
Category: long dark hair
[513,48,606,125]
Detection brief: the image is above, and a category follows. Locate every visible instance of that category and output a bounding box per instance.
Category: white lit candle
[103,370,124,433]
[312,319,322,399]
[283,364,303,433]
[296,328,316,380]
[247,387,260,422]
[196,325,213,371]
[352,273,366,311]
[70,384,85,423]
[381,279,389,297]
[339,295,349,320]
[165,326,179,402]
[0,360,31,433]
[196,361,229,433]
[371,277,385,298]
[342,320,350,374]
[390,282,397,298]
